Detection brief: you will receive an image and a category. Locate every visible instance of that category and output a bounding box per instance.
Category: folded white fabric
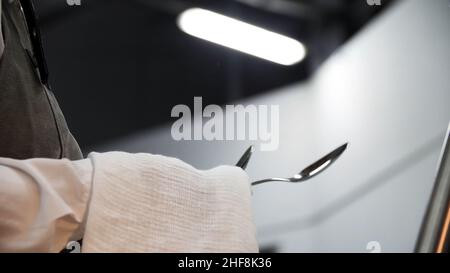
[82,152,258,253]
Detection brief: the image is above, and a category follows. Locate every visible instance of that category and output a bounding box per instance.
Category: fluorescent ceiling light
[177,8,306,66]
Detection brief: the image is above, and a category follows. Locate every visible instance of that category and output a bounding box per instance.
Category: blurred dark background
[34,0,394,151]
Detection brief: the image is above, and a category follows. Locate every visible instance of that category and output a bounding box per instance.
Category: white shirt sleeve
[0,157,93,253]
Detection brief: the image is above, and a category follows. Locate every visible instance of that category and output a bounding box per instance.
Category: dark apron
[0,0,82,160]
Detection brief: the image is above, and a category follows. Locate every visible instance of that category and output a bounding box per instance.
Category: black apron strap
[19,0,49,88]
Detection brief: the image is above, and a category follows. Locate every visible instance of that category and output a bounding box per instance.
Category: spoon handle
[251,178,290,186]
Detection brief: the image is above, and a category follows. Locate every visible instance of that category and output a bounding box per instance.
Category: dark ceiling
[33,0,395,152]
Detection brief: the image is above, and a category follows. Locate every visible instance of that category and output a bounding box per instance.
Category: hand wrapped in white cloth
[83,152,258,252]
[0,152,258,253]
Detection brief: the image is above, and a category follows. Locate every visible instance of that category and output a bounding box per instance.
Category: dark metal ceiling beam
[234,0,320,20]
[37,0,322,26]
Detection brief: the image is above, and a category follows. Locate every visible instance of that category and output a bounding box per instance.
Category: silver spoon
[251,143,348,186]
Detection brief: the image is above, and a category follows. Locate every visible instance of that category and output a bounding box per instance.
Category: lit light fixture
[177,8,307,66]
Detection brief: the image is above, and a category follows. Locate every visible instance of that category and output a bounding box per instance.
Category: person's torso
[0,0,82,160]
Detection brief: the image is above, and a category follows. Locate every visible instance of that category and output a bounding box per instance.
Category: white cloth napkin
[81,152,258,253]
